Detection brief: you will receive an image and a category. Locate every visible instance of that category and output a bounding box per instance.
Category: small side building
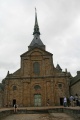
[0,83,4,107]
[70,71,80,96]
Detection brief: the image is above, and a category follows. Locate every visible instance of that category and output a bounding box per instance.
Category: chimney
[65,68,67,73]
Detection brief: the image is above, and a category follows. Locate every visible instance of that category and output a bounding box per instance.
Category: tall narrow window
[33,62,40,74]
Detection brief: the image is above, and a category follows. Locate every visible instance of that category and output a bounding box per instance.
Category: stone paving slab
[2,113,75,120]
[50,113,75,120]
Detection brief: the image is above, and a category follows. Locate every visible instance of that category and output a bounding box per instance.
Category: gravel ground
[2,113,76,120]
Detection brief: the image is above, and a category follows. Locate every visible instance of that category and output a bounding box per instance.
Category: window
[34,85,41,90]
[33,62,40,74]
[58,83,62,89]
[13,86,17,90]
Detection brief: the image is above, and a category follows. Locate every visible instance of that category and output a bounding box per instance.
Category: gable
[20,47,54,77]
[21,47,53,57]
[30,50,42,56]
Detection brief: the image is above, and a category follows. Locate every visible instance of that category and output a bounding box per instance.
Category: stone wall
[0,110,13,119]
[3,76,69,107]
[3,48,70,107]
[0,90,3,107]
[70,81,80,95]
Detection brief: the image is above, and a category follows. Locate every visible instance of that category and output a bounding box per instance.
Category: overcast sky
[0,0,80,83]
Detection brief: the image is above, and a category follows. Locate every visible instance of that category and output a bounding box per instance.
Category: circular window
[34,85,41,90]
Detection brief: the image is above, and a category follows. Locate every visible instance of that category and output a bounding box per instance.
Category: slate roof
[29,37,44,46]
[56,64,62,71]
[28,36,45,50]
[70,71,80,86]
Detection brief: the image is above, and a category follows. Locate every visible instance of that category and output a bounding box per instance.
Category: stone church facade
[0,10,71,107]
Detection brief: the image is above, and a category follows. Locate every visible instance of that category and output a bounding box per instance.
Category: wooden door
[34,94,41,106]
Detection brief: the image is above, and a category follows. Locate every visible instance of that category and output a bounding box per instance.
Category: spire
[28,8,45,50]
[35,8,38,26]
[33,8,40,35]
[6,71,9,77]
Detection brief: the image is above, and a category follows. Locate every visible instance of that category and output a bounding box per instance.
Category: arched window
[13,86,17,90]
[34,85,41,90]
[33,62,40,74]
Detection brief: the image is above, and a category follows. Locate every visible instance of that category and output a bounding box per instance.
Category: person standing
[47,99,50,106]
[78,95,80,106]
[67,97,70,107]
[63,97,67,107]
[74,94,78,106]
[14,104,17,113]
[70,95,74,107]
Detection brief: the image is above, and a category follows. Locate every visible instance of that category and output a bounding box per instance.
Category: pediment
[21,47,53,57]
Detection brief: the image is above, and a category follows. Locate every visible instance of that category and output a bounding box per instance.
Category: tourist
[47,99,50,106]
[70,95,74,107]
[63,97,67,107]
[78,95,80,106]
[74,94,78,106]
[14,104,17,113]
[67,97,70,107]
[73,97,76,107]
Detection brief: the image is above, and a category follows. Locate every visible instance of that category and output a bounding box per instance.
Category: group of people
[63,94,80,107]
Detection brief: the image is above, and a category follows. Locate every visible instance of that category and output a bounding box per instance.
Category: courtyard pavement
[2,113,75,120]
[0,106,80,120]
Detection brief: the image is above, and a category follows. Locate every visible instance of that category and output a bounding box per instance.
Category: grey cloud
[0,0,80,82]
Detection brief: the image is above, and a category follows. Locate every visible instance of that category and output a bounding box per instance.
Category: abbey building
[0,10,72,107]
